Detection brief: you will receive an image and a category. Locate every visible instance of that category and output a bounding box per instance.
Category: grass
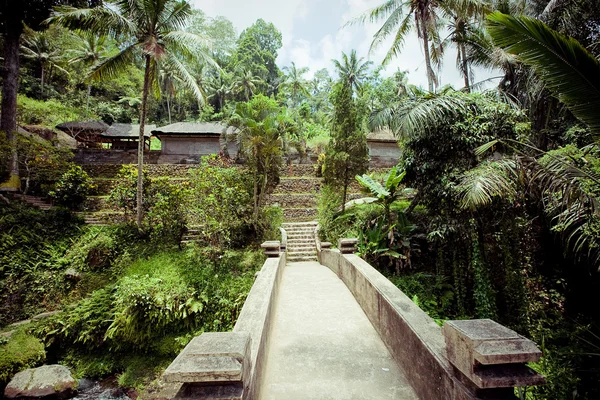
[150,137,161,151]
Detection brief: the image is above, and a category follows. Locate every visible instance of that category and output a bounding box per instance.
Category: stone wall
[367,141,401,167]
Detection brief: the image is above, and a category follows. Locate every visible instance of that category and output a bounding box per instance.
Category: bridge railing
[162,241,285,400]
[317,238,544,400]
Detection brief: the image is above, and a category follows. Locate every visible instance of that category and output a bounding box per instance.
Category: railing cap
[443,319,544,389]
[163,332,251,384]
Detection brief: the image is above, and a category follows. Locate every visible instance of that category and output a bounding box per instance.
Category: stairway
[283,221,318,262]
[76,213,108,226]
[180,226,201,245]
[13,194,53,210]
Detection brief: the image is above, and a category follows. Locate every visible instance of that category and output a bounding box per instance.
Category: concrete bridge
[160,222,544,400]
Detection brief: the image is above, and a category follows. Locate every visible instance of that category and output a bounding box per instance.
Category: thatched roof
[152,122,237,137]
[101,123,155,139]
[367,128,397,143]
[56,120,109,133]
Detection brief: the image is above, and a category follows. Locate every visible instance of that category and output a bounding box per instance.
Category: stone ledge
[163,332,251,384]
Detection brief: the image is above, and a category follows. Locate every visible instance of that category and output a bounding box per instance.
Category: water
[71,379,131,400]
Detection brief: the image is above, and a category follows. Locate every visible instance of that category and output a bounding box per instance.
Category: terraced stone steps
[283,221,318,262]
[180,227,202,245]
[13,194,53,210]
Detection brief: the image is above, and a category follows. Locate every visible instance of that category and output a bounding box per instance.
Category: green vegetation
[0,330,46,384]
[1,0,600,398]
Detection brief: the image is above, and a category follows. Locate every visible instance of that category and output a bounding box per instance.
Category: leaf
[487,12,600,135]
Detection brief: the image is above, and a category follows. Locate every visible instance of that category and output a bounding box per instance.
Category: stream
[71,379,133,400]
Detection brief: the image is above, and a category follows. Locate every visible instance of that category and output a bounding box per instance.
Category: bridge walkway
[259,261,418,400]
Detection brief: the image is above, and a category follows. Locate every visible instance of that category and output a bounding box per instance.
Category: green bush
[38,247,264,355]
[186,156,255,247]
[109,166,189,243]
[0,203,82,326]
[0,330,46,385]
[17,95,90,128]
[50,165,94,210]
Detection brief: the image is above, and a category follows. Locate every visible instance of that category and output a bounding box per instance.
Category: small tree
[228,95,284,223]
[323,81,369,211]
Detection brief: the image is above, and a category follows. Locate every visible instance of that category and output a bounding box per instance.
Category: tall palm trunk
[40,66,45,98]
[1,23,21,190]
[460,43,470,93]
[166,95,172,124]
[422,24,435,93]
[86,83,92,115]
[137,55,151,230]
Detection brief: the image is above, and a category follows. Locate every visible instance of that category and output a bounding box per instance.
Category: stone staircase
[13,194,53,210]
[283,221,318,262]
[75,212,109,226]
[180,226,201,245]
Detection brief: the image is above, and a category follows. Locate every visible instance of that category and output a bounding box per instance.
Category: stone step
[288,238,315,245]
[283,208,318,221]
[288,242,315,248]
[287,252,317,258]
[285,230,315,235]
[288,255,318,262]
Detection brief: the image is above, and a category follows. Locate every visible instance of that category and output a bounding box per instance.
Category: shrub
[0,330,46,385]
[187,156,255,247]
[108,166,189,243]
[50,165,94,210]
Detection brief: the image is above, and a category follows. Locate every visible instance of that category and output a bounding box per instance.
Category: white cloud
[191,0,498,90]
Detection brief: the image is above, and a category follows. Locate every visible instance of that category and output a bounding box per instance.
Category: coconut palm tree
[331,50,373,93]
[232,67,263,101]
[207,72,232,114]
[457,13,600,266]
[67,32,109,113]
[352,0,443,92]
[438,0,491,92]
[48,0,215,229]
[487,12,600,134]
[21,27,69,98]
[281,62,310,106]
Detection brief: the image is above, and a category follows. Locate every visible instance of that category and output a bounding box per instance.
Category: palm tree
[487,12,600,135]
[438,0,491,92]
[332,50,373,93]
[457,14,600,267]
[21,27,69,98]
[353,0,443,92]
[67,32,109,113]
[228,95,283,222]
[282,62,310,106]
[233,67,263,101]
[48,0,215,229]
[207,72,232,114]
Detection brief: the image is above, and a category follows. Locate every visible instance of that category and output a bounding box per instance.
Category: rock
[0,330,15,339]
[64,268,83,281]
[32,311,60,321]
[4,365,77,399]
[8,320,31,328]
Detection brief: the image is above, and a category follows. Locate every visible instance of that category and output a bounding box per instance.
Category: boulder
[64,268,82,281]
[4,365,77,399]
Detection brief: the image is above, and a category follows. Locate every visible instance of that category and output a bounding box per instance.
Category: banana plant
[355,165,407,229]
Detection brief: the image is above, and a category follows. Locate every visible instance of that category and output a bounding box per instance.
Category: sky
[191,0,498,89]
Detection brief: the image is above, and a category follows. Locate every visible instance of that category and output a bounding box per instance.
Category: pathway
[260,261,418,400]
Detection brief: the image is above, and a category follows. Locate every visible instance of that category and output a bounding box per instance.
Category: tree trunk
[460,43,470,93]
[422,24,435,93]
[40,65,45,98]
[1,22,22,190]
[86,83,92,115]
[167,95,172,124]
[341,165,348,213]
[137,55,152,230]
